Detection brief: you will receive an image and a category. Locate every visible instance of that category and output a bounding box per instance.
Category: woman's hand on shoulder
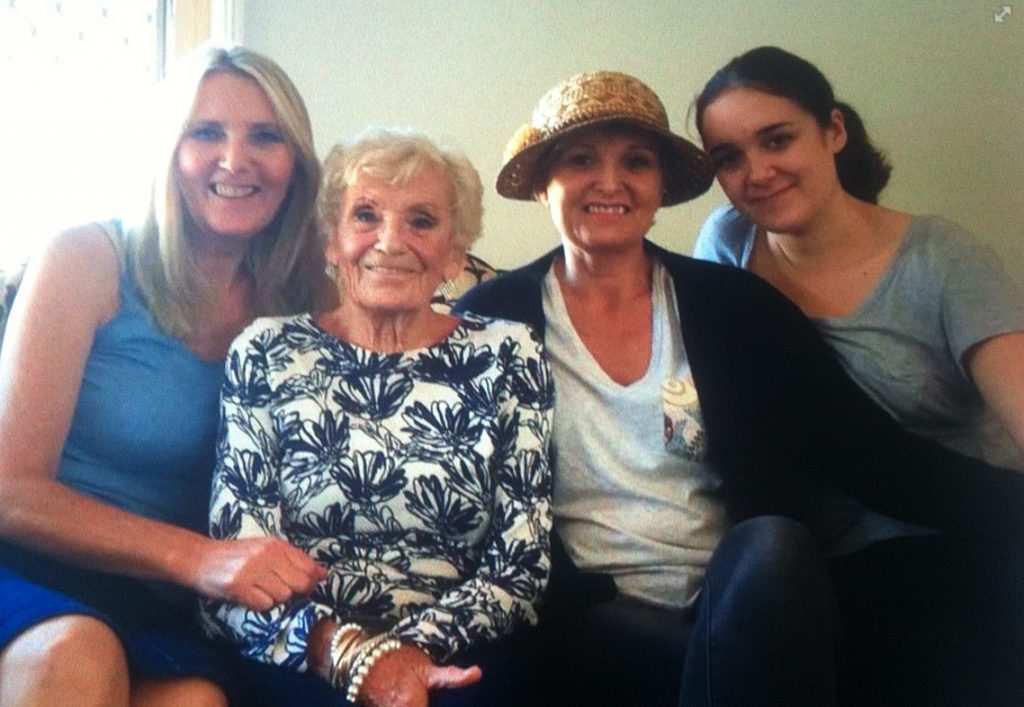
[358,644,481,707]
[187,536,327,611]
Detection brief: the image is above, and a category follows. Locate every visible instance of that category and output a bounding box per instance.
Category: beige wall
[239,0,1023,278]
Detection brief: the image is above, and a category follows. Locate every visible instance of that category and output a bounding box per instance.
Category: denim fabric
[518,516,837,706]
[680,516,836,706]
[831,535,1024,706]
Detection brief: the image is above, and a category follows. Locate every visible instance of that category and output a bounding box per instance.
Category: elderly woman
[0,46,327,705]
[455,71,1024,706]
[202,128,552,707]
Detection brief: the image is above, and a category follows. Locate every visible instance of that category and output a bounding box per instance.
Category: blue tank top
[58,235,224,534]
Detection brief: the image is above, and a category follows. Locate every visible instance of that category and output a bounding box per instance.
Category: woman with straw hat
[456,71,1024,706]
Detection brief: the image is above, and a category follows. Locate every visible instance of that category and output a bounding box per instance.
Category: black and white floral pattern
[201,313,552,670]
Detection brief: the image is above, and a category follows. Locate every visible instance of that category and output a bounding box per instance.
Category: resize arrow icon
[994,5,1012,22]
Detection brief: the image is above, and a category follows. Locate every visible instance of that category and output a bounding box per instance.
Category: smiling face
[699,87,847,235]
[176,71,296,247]
[326,166,464,318]
[539,126,664,254]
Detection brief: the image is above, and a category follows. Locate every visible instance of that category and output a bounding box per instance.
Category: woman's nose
[594,161,623,192]
[218,136,250,173]
[374,217,405,253]
[746,152,775,183]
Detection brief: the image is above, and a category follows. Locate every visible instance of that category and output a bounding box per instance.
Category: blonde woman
[0,46,328,705]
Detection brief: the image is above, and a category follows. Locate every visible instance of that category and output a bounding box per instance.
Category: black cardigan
[456,242,1023,552]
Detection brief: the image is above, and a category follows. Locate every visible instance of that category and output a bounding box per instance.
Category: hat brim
[495,115,714,207]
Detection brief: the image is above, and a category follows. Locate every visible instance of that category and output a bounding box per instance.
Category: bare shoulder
[0,224,126,472]
[39,222,122,281]
[21,222,123,325]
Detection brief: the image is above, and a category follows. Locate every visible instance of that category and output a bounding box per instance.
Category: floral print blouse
[201,313,553,670]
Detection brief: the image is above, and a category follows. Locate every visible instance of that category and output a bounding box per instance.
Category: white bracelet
[345,637,402,704]
[344,634,391,701]
[327,622,364,689]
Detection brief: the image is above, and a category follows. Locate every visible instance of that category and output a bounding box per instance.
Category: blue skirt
[0,546,355,705]
[0,545,236,688]
[1,545,517,706]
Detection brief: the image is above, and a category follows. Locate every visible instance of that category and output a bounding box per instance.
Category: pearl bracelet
[345,636,403,704]
[327,622,365,690]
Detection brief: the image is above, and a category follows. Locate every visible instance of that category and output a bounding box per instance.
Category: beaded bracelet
[342,633,390,694]
[327,623,366,690]
[345,636,403,704]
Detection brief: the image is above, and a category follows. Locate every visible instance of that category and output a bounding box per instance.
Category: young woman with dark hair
[693,46,1024,704]
[694,45,1024,469]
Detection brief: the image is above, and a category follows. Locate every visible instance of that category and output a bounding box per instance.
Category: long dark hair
[695,46,891,204]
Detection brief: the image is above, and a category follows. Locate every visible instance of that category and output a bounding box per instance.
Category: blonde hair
[318,127,483,251]
[130,44,326,337]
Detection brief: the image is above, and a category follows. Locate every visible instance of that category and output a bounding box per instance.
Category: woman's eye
[252,126,285,145]
[187,124,223,142]
[352,207,379,225]
[764,133,794,151]
[563,151,594,169]
[624,153,657,171]
[711,150,741,171]
[409,214,437,230]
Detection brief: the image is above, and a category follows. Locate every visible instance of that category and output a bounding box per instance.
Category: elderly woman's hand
[358,645,482,707]
[187,536,327,610]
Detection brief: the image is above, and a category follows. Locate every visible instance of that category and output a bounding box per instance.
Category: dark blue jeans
[831,534,1024,706]
[520,516,837,706]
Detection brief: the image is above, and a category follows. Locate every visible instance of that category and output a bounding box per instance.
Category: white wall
[240,0,1023,278]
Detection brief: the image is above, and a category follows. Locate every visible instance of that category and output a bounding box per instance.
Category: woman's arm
[202,325,329,664]
[389,328,554,660]
[0,225,320,607]
[937,223,1024,462]
[306,619,480,706]
[343,327,553,706]
[967,331,1024,458]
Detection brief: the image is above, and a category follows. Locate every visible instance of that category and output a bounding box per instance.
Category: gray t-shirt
[695,205,1024,469]
[542,260,727,610]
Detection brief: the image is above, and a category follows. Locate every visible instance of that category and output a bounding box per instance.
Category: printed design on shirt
[201,314,553,668]
[663,375,707,461]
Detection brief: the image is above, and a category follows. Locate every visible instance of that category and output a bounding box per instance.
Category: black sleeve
[684,261,1024,543]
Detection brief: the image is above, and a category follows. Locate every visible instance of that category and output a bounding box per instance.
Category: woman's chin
[346,293,432,320]
[561,228,649,254]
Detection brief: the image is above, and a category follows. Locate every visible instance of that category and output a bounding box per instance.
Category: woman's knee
[708,516,830,601]
[687,518,838,703]
[0,614,130,705]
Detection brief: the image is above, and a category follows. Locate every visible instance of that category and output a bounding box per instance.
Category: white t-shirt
[542,260,728,610]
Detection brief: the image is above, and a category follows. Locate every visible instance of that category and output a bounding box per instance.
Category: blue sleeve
[693,204,753,267]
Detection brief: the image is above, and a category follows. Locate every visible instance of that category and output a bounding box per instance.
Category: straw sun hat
[496,71,714,206]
